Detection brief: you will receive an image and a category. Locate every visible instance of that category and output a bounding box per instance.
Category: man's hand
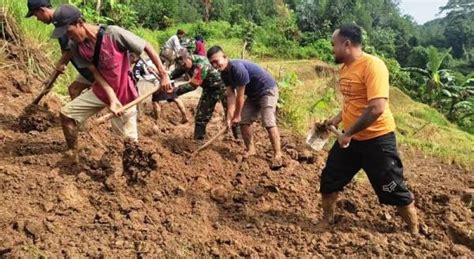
[55,64,66,74]
[109,99,124,117]
[159,73,173,93]
[324,112,342,128]
[337,132,351,149]
[231,115,241,126]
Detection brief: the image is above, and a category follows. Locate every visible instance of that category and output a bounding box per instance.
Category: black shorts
[320,132,413,206]
[152,90,177,103]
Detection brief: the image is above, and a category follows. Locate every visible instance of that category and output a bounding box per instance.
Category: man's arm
[345,98,386,137]
[143,42,171,91]
[54,51,72,73]
[226,86,236,127]
[88,65,123,116]
[231,86,246,124]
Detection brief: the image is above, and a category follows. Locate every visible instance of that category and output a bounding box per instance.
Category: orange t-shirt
[339,53,396,141]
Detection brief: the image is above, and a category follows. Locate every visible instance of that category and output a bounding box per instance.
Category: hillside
[1,12,473,257]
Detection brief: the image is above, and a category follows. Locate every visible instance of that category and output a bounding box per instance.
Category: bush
[309,39,333,63]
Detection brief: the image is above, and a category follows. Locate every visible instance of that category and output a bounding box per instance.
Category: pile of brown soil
[16,104,57,133]
[122,139,158,184]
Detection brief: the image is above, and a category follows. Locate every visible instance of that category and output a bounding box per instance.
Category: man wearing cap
[25,1,93,99]
[171,49,241,140]
[51,8,171,156]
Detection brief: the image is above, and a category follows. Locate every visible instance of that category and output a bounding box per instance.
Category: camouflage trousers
[195,86,227,129]
[176,83,240,139]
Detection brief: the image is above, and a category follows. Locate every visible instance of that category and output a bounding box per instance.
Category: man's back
[221,60,276,100]
[164,35,181,52]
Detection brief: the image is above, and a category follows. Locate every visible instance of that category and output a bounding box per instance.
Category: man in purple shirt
[207,46,282,169]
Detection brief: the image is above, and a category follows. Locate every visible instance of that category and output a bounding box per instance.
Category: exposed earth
[0,35,473,257]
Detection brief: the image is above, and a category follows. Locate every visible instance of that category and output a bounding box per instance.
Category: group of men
[26,0,419,234]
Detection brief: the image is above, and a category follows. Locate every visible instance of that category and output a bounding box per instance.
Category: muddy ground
[0,42,473,258]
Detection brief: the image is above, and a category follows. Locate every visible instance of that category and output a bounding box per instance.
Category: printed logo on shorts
[382,181,397,193]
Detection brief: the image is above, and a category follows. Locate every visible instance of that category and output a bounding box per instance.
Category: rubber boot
[231,125,242,139]
[194,124,206,140]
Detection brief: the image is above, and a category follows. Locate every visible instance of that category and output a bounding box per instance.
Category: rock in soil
[210,185,229,203]
[122,140,157,184]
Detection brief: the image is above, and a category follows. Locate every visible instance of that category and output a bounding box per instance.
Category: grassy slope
[262,59,474,169]
[2,1,473,169]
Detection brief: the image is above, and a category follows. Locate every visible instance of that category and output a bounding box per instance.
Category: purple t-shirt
[221,60,276,100]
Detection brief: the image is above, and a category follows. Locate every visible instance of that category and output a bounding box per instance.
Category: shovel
[192,125,229,156]
[30,69,62,106]
[95,59,178,125]
[189,125,229,159]
[306,124,345,151]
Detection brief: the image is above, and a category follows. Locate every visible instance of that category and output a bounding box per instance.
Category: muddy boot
[231,125,242,139]
[397,202,419,234]
[194,124,206,141]
[314,193,338,232]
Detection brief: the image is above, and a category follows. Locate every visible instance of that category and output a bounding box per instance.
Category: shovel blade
[306,123,330,151]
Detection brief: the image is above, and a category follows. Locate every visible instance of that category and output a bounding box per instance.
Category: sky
[399,0,449,24]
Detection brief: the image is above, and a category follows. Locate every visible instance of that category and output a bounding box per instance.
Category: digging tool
[95,59,177,125]
[306,124,345,151]
[190,125,229,158]
[30,69,62,106]
[94,79,181,124]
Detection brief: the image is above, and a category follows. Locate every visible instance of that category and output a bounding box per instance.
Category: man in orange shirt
[316,24,419,234]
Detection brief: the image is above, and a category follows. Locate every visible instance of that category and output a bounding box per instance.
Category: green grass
[2,0,473,168]
[260,59,474,168]
[1,0,76,95]
[390,88,474,168]
[133,24,244,58]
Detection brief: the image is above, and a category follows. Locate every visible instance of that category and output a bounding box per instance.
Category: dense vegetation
[64,0,473,133]
[2,0,473,133]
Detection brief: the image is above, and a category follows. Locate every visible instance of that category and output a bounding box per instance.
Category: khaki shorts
[74,74,93,85]
[136,79,158,104]
[61,89,138,140]
[241,87,278,128]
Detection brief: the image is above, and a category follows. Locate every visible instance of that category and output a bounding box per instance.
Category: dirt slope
[0,39,473,258]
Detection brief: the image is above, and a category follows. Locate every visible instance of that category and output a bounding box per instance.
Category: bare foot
[63,150,79,166]
[243,148,256,159]
[270,155,283,170]
[313,217,333,233]
[153,112,160,122]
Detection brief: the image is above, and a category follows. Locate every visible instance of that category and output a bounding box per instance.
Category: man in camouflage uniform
[172,49,241,140]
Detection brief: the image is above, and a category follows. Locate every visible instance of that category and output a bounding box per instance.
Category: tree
[203,0,212,22]
[439,71,474,121]
[444,13,474,58]
[403,46,452,105]
[439,0,474,15]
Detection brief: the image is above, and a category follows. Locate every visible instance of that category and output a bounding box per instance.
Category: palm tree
[403,46,452,105]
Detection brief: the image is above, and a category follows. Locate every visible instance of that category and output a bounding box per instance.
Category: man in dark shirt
[207,46,282,169]
[26,0,92,99]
